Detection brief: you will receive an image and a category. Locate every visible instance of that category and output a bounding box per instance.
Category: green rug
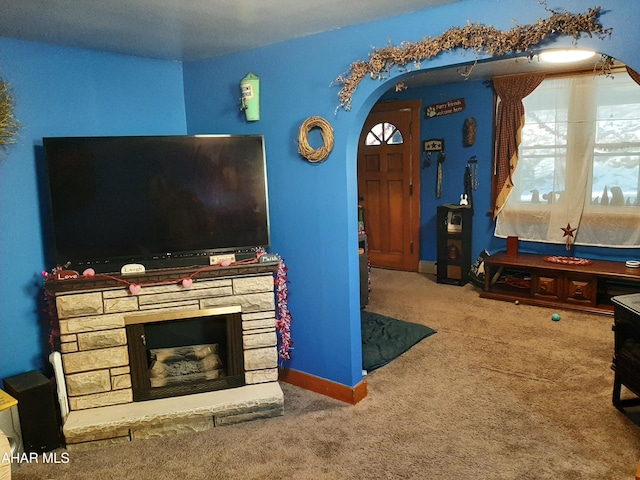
[361,311,436,372]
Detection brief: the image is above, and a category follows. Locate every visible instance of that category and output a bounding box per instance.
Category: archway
[345,47,637,382]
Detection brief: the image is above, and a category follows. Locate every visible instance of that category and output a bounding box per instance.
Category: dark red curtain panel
[492,73,546,218]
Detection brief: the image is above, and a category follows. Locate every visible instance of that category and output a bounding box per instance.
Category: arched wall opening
[344,46,640,385]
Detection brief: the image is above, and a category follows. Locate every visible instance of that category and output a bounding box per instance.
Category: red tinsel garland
[274,257,293,361]
[255,248,293,362]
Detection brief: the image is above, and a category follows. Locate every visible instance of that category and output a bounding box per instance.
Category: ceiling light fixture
[539,49,596,63]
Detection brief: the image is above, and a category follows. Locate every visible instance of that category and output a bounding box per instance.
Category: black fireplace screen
[125,309,245,402]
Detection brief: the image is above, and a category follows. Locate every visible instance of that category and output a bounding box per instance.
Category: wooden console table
[480,252,640,315]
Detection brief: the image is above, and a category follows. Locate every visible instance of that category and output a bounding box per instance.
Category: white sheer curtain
[495,72,640,248]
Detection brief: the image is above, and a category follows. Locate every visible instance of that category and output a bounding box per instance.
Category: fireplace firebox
[125,306,245,402]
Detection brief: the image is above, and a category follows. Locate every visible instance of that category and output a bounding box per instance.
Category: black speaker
[3,370,61,453]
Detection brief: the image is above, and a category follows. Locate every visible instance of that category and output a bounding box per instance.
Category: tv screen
[43,134,270,273]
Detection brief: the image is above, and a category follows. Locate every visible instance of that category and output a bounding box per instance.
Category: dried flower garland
[334,4,611,110]
[0,77,20,157]
[298,115,334,163]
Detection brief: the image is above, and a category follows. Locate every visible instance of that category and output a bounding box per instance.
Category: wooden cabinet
[564,275,597,307]
[481,252,640,315]
[436,204,472,285]
[532,274,560,300]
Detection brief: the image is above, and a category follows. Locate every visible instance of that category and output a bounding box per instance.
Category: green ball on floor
[551,313,561,322]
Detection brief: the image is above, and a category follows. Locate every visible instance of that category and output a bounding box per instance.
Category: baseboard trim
[418,260,436,275]
[278,367,367,405]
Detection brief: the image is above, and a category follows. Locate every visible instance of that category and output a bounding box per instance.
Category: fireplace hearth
[45,263,283,447]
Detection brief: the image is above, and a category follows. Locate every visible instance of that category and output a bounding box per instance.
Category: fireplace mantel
[45,262,279,293]
[45,262,284,448]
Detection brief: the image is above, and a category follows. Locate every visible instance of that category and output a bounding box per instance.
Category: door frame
[358,99,421,271]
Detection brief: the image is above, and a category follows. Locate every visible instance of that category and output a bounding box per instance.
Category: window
[495,71,640,248]
[365,122,403,146]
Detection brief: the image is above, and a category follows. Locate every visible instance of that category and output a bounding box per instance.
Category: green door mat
[361,311,436,372]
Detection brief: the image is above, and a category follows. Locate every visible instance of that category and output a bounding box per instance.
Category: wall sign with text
[425,98,466,118]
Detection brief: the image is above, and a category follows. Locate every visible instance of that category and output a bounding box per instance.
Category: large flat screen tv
[43,134,270,274]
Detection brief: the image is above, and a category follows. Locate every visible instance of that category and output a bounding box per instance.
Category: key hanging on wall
[422,138,444,169]
[422,150,432,168]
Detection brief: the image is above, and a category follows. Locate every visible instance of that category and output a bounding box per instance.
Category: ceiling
[0,0,619,88]
[0,0,461,61]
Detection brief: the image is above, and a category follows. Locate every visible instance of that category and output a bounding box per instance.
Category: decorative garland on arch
[334,4,611,110]
[297,115,334,163]
[0,77,20,158]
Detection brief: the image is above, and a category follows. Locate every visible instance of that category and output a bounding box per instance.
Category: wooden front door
[358,100,420,271]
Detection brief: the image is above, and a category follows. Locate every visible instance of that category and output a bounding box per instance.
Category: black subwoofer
[3,370,61,453]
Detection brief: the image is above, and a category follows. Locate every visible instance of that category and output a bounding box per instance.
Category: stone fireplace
[45,263,284,448]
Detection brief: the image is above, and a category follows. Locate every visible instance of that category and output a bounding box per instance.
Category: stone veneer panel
[103,296,139,314]
[202,292,274,313]
[244,347,278,371]
[245,369,278,384]
[77,329,127,351]
[60,342,78,354]
[59,313,125,335]
[131,416,214,440]
[66,370,111,396]
[233,276,274,294]
[110,366,130,376]
[243,331,277,349]
[56,292,104,318]
[69,389,133,411]
[62,346,129,375]
[111,374,132,390]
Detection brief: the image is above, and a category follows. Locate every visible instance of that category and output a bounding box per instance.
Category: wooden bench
[481,252,640,315]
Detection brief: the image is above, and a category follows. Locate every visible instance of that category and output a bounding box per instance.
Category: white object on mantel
[121,263,146,275]
[49,351,70,423]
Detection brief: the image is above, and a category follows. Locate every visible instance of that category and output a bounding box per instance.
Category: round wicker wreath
[297,116,334,163]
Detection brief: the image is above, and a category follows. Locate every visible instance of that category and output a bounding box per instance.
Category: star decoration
[561,223,576,238]
[561,223,577,251]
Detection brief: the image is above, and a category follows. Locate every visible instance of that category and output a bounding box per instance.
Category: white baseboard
[418,260,436,275]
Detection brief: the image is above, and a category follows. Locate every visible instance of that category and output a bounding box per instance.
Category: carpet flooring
[10,268,640,479]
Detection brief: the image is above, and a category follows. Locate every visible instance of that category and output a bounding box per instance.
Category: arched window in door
[365,122,404,146]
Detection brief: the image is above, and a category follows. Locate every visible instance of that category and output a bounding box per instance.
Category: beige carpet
[12,268,640,479]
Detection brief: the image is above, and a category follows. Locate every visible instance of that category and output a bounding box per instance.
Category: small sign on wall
[425,98,466,118]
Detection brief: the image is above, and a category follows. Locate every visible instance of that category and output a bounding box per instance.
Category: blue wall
[381,78,496,263]
[0,38,186,380]
[2,0,640,388]
[183,0,640,388]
